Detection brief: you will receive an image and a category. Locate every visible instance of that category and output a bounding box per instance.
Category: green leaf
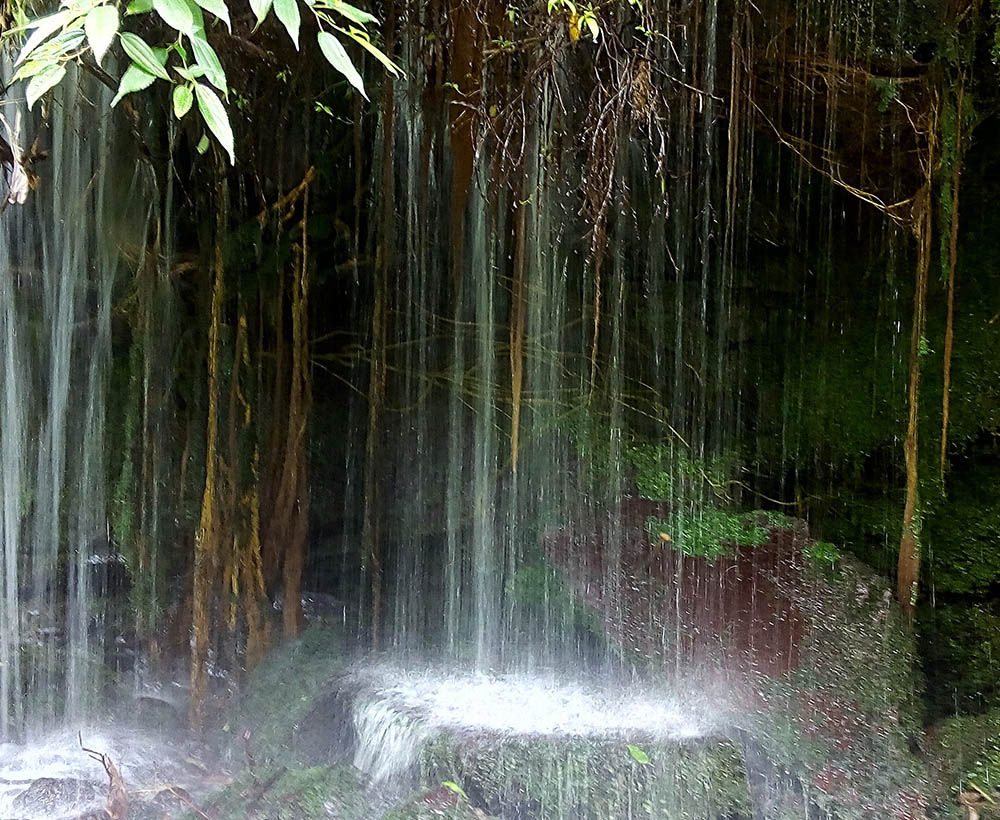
[111,61,157,106]
[187,2,206,30]
[126,0,153,14]
[84,6,119,65]
[152,0,195,34]
[15,10,71,65]
[119,32,171,79]
[344,26,401,76]
[43,28,87,56]
[173,84,194,118]
[248,0,272,27]
[26,63,65,110]
[626,744,651,765]
[13,29,85,80]
[192,0,231,30]
[189,30,227,91]
[273,0,300,48]
[316,31,366,99]
[13,59,53,83]
[174,64,206,81]
[194,82,235,163]
[329,0,376,26]
[441,781,467,800]
[196,133,210,153]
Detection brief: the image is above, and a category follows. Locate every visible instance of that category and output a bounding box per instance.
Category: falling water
[0,0,953,816]
[0,70,141,738]
[346,1,747,675]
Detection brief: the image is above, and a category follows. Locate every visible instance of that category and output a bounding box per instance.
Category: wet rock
[293,689,357,765]
[194,765,377,819]
[543,500,929,819]
[11,777,104,817]
[414,733,750,820]
[134,696,186,735]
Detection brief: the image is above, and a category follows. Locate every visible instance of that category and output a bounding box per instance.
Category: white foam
[350,663,718,782]
[0,727,201,819]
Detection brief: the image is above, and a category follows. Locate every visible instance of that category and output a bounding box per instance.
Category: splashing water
[350,662,722,782]
[0,727,207,819]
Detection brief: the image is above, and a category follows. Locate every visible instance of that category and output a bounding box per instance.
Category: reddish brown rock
[543,499,929,820]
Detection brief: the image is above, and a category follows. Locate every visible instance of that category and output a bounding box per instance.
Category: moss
[931,707,1000,816]
[187,765,369,820]
[417,734,751,820]
[221,625,347,763]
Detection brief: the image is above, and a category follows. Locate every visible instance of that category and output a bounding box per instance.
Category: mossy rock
[186,765,371,820]
[928,707,1000,818]
[414,733,752,820]
[544,499,929,818]
[219,626,351,766]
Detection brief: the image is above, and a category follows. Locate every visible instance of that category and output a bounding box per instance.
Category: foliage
[802,540,840,565]
[932,707,1000,809]
[645,510,769,561]
[6,0,399,163]
[625,442,736,502]
[919,604,1000,719]
[922,463,1000,595]
[546,0,600,41]
[418,733,751,820]
[187,765,370,819]
[871,76,899,113]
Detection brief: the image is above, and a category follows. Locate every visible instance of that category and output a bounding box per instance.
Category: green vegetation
[7,0,397,163]
[417,734,752,820]
[184,765,369,820]
[644,510,769,561]
[932,708,1000,811]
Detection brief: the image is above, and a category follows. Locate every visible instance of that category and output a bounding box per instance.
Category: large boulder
[542,499,928,819]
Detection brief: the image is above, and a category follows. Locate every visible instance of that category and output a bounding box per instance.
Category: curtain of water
[0,70,140,739]
[340,1,748,671]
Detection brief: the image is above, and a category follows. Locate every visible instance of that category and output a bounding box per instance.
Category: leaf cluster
[6,0,400,163]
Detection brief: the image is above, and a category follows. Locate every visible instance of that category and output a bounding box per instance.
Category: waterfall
[0,69,140,739]
[338,2,742,671]
[0,1,948,816]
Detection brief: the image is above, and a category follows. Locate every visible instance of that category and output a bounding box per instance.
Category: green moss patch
[415,734,752,820]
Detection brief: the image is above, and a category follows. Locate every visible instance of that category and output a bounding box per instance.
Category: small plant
[871,76,900,113]
[803,540,840,565]
[646,510,770,562]
[756,509,799,529]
